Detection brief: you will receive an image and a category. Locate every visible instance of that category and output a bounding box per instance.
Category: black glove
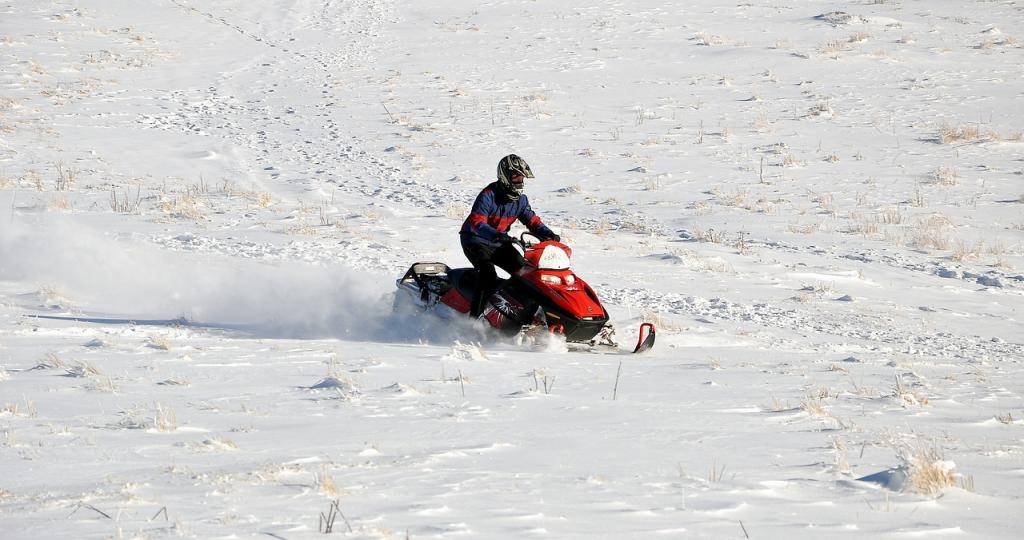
[493,231,513,244]
[542,232,560,242]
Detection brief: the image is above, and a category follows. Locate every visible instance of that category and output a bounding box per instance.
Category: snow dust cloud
[0,217,471,342]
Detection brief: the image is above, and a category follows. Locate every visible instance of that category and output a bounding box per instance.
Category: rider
[460,154,560,317]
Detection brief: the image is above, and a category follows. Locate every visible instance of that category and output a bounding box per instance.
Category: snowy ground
[1,0,1023,538]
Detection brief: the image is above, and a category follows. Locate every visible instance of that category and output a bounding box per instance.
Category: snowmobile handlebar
[515,231,542,248]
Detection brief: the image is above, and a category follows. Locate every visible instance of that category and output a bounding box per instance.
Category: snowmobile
[395,233,655,353]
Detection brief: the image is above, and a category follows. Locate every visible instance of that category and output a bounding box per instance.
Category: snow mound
[307,377,361,400]
[381,382,420,396]
[815,12,866,26]
[857,466,908,491]
[441,341,489,362]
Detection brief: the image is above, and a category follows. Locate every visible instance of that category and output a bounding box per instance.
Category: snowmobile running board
[633,323,656,354]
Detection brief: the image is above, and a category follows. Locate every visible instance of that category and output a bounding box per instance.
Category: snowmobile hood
[525,241,572,270]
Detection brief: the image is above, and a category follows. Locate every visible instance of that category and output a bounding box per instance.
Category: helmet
[496,154,534,200]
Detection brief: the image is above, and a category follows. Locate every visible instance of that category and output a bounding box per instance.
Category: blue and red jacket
[460,182,554,248]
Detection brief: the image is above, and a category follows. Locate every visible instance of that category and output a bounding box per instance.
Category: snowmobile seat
[446,268,480,301]
[447,268,510,302]
[448,268,512,311]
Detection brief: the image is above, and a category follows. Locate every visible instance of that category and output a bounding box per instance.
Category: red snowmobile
[396,233,655,353]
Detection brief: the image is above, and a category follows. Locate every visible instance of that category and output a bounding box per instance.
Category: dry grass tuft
[325,354,344,379]
[1,401,37,418]
[810,191,835,214]
[880,227,905,245]
[882,206,903,224]
[154,402,178,432]
[2,398,38,418]
[116,408,149,430]
[819,40,848,57]
[806,102,835,118]
[937,122,994,144]
[35,352,66,370]
[898,445,956,497]
[316,467,343,498]
[892,373,930,407]
[47,196,72,211]
[986,239,1009,258]
[160,194,204,220]
[693,32,724,46]
[762,396,792,413]
[65,361,102,378]
[801,396,831,418]
[146,335,171,350]
[720,189,749,208]
[193,436,238,452]
[931,166,959,186]
[110,186,141,213]
[254,192,274,208]
[832,437,852,475]
[847,212,880,236]
[23,170,43,191]
[641,309,683,333]
[562,182,584,194]
[752,114,773,133]
[691,225,725,244]
[910,186,926,208]
[912,215,953,251]
[38,285,74,308]
[222,182,274,208]
[91,376,119,393]
[950,240,982,262]
[54,161,77,191]
[782,153,805,168]
[788,221,822,235]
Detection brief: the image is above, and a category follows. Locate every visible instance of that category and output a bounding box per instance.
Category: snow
[1,0,1023,538]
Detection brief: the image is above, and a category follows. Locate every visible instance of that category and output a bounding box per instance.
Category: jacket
[460,181,554,248]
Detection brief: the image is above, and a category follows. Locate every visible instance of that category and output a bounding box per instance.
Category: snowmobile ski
[632,323,656,354]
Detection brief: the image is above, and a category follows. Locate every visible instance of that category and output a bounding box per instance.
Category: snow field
[1,0,1023,538]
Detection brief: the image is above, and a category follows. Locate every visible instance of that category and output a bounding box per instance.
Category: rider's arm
[517,196,555,238]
